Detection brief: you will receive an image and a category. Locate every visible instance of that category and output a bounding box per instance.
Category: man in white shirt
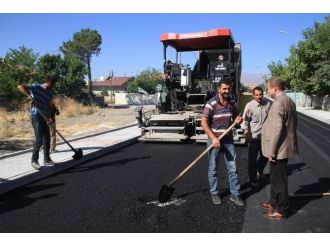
[242,86,272,188]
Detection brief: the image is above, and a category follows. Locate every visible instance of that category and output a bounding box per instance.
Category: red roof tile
[93,76,132,87]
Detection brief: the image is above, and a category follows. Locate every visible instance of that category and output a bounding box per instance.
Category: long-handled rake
[158,121,237,203]
[34,104,83,160]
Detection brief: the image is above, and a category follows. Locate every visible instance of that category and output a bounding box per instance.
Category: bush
[54,97,99,117]
[100,88,109,96]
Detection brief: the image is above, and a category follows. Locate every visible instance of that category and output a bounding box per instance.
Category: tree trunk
[87,57,93,104]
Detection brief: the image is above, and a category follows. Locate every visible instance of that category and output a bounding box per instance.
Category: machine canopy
[160,28,235,52]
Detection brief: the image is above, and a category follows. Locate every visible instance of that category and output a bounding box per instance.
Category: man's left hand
[268,156,276,163]
[47,118,54,126]
[235,116,243,124]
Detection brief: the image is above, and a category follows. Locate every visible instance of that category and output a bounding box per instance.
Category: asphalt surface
[0,112,329,232]
[243,112,330,232]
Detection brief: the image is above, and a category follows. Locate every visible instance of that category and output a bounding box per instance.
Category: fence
[2,92,329,111]
[114,93,157,105]
[286,93,330,111]
[113,92,330,112]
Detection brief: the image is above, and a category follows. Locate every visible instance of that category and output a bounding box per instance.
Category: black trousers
[248,139,268,183]
[269,158,289,213]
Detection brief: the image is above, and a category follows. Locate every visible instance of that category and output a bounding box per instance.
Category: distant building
[247,82,257,90]
[92,76,133,95]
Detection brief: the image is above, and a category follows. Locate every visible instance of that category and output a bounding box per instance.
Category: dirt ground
[0,105,156,156]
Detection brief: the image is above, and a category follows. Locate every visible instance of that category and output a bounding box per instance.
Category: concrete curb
[0,136,139,196]
[0,123,138,160]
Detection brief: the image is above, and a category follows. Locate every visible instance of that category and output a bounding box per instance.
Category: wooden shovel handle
[290,192,330,197]
[169,121,237,186]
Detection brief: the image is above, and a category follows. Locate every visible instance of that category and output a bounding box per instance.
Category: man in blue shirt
[18,76,57,169]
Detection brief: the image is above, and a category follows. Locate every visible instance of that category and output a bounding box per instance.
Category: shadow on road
[288,162,310,176]
[66,156,151,173]
[177,188,209,199]
[288,177,330,217]
[241,162,308,200]
[0,183,64,215]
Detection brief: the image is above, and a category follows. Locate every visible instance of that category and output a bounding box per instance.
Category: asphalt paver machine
[138,28,245,144]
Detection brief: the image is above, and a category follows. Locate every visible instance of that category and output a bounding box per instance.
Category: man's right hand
[27,95,33,103]
[211,137,220,148]
[243,129,252,143]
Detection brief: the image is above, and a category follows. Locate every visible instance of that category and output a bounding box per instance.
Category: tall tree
[59,54,86,97]
[287,15,330,95]
[267,60,288,79]
[60,28,102,102]
[267,15,330,96]
[36,53,62,80]
[36,53,86,97]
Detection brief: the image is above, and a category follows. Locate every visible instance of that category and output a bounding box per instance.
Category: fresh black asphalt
[0,112,329,232]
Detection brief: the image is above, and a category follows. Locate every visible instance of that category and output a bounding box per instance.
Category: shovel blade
[158,184,175,203]
[72,148,83,160]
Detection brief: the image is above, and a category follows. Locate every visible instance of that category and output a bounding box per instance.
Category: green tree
[0,46,39,99]
[36,53,62,80]
[287,15,330,95]
[100,88,109,96]
[60,28,102,101]
[58,54,86,97]
[309,61,330,96]
[127,68,162,94]
[267,60,288,80]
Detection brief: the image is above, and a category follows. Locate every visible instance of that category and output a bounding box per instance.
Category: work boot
[250,182,260,189]
[211,194,222,205]
[257,171,265,180]
[230,195,245,206]
[44,159,56,166]
[31,161,41,170]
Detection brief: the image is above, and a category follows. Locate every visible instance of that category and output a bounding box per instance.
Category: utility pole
[109,70,114,104]
[280,30,299,45]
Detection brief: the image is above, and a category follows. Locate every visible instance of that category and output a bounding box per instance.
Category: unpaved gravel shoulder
[0,105,155,156]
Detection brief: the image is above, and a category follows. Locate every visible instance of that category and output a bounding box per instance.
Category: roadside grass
[0,107,30,139]
[0,98,100,140]
[55,97,99,117]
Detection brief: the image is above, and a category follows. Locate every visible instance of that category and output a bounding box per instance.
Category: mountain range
[241,73,266,85]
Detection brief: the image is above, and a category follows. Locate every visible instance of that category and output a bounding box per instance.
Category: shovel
[158,121,237,203]
[33,104,83,160]
[290,192,330,197]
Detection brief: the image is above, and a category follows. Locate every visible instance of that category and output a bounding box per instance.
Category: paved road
[243,112,330,232]
[0,112,329,232]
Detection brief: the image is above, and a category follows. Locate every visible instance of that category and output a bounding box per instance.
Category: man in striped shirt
[201,79,244,206]
[18,76,57,170]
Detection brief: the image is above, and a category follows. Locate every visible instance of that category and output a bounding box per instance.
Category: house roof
[93,76,132,88]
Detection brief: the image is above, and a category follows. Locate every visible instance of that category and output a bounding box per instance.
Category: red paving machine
[138,28,245,144]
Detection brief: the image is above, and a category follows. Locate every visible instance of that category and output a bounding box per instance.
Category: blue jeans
[207,139,241,196]
[248,138,268,183]
[31,114,50,162]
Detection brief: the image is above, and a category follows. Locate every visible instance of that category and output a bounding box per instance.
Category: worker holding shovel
[17,76,57,170]
[201,78,244,206]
